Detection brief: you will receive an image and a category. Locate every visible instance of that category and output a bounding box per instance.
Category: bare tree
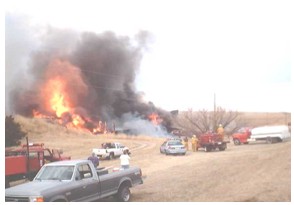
[174,107,246,136]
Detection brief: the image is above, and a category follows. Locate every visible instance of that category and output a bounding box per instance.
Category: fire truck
[198,132,228,152]
[5,142,71,188]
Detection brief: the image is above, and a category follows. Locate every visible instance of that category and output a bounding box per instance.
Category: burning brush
[10,30,173,136]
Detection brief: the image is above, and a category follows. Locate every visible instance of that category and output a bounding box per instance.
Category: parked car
[160,140,186,155]
[5,159,143,202]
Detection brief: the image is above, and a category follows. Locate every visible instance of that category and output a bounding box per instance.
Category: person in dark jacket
[88,152,99,168]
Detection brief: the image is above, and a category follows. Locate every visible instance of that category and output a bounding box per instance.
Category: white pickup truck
[93,142,130,160]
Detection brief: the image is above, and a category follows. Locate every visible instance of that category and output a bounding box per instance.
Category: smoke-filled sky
[4,0,292,113]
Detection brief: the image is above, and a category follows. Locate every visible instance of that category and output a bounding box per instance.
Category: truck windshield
[36,166,74,181]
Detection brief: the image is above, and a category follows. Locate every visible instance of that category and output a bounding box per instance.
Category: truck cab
[232,127,252,145]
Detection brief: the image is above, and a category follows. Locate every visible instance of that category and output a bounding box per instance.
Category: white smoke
[118,113,170,137]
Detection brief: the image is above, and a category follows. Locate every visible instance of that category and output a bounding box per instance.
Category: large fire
[31,59,105,133]
[31,58,164,134]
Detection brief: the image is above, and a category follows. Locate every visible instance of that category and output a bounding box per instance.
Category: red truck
[5,142,71,188]
[231,127,252,145]
[198,132,228,152]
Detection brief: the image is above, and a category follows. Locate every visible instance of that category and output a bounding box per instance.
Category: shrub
[5,115,27,147]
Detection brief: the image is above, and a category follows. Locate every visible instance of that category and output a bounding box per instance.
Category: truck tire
[108,152,115,160]
[266,137,273,144]
[204,146,211,152]
[233,139,241,145]
[218,144,226,151]
[5,178,10,188]
[116,185,131,202]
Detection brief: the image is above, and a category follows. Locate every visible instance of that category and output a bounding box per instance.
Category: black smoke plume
[7,25,173,136]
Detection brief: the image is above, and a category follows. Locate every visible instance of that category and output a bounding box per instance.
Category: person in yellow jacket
[191,135,198,152]
[217,124,225,140]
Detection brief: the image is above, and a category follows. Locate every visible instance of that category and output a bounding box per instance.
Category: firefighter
[191,135,198,152]
[217,124,225,140]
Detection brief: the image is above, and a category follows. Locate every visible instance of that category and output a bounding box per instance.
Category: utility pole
[213,92,216,131]
[26,137,30,179]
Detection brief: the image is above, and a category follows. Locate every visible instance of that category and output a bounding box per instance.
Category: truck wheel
[204,146,211,152]
[116,185,131,202]
[219,144,226,151]
[233,139,241,145]
[266,137,273,144]
[109,152,115,160]
[5,179,10,188]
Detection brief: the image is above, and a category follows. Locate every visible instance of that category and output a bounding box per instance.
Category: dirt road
[98,138,291,202]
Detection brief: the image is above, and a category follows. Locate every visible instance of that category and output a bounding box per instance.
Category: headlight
[29,196,44,202]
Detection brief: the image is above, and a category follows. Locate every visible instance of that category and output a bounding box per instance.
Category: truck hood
[5,180,70,196]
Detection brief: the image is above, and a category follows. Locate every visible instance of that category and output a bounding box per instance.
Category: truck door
[73,163,100,201]
[116,143,124,155]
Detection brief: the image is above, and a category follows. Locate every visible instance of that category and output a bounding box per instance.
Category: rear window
[168,141,183,146]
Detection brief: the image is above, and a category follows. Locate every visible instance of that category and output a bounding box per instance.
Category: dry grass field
[8,113,291,202]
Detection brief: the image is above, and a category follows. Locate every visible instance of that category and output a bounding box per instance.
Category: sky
[3,0,293,113]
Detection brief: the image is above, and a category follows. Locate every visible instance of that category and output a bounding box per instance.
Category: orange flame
[45,77,70,117]
[31,59,108,134]
[72,114,85,127]
[32,109,49,118]
[148,113,163,125]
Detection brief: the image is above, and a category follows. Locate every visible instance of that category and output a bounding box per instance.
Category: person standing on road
[191,135,198,152]
[120,150,131,169]
[217,124,225,140]
[88,152,99,168]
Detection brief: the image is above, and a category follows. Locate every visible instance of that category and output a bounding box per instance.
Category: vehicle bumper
[166,149,186,155]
